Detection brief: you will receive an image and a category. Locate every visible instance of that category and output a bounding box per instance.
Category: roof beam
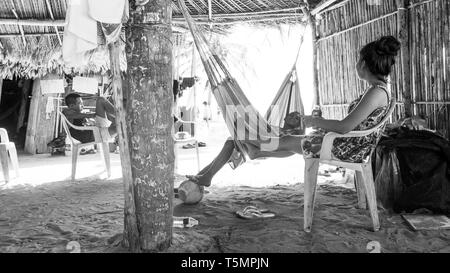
[0,19,66,27]
[173,13,305,21]
[173,6,307,20]
[311,0,340,15]
[0,32,63,38]
[173,14,307,25]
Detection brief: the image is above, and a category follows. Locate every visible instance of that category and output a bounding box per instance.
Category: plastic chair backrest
[0,128,9,143]
[59,111,75,143]
[376,97,396,131]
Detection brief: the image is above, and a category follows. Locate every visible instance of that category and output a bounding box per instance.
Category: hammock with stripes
[179,0,305,168]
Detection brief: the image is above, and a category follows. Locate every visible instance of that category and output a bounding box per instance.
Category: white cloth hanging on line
[46,97,55,119]
[88,0,127,24]
[63,0,128,66]
[72,76,99,94]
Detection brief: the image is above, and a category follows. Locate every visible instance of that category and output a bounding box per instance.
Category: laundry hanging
[62,0,128,66]
[178,0,305,164]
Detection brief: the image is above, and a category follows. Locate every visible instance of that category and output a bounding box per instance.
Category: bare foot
[186,175,212,187]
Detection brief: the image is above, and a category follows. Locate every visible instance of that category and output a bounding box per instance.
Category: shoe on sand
[235,206,275,219]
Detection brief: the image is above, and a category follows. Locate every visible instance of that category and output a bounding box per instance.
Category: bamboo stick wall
[409,0,450,139]
[315,0,450,140]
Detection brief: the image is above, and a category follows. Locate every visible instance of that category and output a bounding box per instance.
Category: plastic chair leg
[303,159,320,233]
[0,145,9,183]
[355,170,367,209]
[100,142,111,177]
[174,142,179,173]
[8,144,19,177]
[361,163,380,231]
[195,141,200,172]
[71,144,79,181]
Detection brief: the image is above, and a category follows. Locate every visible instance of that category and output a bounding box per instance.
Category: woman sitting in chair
[188,36,399,187]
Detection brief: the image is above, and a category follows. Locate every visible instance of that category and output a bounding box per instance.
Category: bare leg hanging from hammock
[187,138,235,187]
[187,135,304,187]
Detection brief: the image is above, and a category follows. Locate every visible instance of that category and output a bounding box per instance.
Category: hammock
[178,0,305,167]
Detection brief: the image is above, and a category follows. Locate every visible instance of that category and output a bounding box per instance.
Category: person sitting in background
[62,93,117,145]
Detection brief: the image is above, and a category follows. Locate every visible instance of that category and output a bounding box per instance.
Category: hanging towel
[63,0,128,65]
[63,0,98,65]
[46,97,55,119]
[88,0,127,24]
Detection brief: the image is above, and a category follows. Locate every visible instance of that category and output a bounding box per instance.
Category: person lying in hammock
[187,35,399,187]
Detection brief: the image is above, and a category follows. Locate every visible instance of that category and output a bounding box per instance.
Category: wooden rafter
[11,8,26,47]
[311,0,340,15]
[45,0,62,46]
[173,6,307,20]
[0,19,65,27]
[208,0,212,20]
[0,32,62,38]
[172,14,307,25]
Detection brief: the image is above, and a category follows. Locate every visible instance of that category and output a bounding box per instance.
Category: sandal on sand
[235,206,275,219]
[182,143,195,149]
[80,148,96,155]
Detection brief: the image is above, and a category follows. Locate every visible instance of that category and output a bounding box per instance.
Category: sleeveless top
[302,84,392,163]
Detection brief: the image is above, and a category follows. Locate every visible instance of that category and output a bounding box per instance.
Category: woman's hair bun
[375,36,401,57]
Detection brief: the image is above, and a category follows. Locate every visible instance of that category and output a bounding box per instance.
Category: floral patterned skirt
[301,130,378,163]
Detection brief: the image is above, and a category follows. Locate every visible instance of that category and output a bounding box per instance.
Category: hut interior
[0,0,449,254]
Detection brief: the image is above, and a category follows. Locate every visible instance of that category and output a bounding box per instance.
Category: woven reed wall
[315,0,450,140]
[409,0,450,139]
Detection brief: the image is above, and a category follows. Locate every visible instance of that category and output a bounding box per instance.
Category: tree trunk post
[109,41,140,252]
[124,0,174,252]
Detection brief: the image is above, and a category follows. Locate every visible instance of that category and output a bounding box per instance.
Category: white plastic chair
[173,117,200,173]
[0,128,19,183]
[59,111,111,181]
[303,98,396,232]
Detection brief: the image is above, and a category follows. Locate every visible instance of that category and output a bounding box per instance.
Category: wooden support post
[302,4,320,107]
[24,80,40,154]
[397,0,412,117]
[124,0,174,252]
[16,80,32,133]
[24,78,57,154]
[191,44,198,127]
[108,42,139,251]
[0,78,3,106]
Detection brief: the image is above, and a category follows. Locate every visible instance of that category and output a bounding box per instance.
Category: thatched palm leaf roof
[0,0,336,79]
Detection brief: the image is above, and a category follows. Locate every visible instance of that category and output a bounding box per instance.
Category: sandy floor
[1,120,449,253]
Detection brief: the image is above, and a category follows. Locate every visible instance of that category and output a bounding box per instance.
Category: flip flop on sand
[182,143,195,149]
[80,148,96,155]
[235,206,275,219]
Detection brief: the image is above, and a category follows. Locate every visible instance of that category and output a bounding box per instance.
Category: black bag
[374,127,450,214]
